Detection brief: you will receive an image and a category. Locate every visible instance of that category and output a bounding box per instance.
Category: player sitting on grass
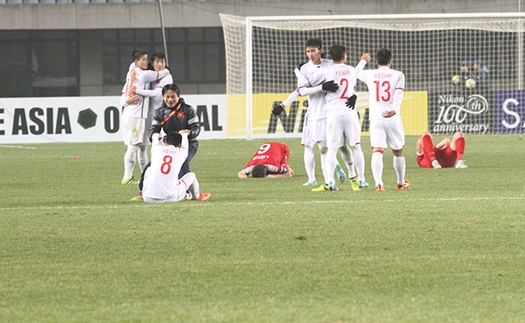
[134,130,210,203]
[416,131,468,169]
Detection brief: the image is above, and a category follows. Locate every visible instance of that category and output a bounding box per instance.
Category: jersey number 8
[161,155,173,175]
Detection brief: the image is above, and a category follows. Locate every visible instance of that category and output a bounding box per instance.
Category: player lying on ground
[416,131,468,169]
[237,142,294,178]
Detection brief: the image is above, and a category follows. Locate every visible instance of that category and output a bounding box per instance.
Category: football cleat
[197,192,211,201]
[349,177,360,191]
[328,182,339,191]
[312,184,329,192]
[358,180,369,189]
[432,159,442,169]
[312,183,338,192]
[130,192,142,201]
[375,184,385,192]
[303,181,318,186]
[122,176,139,185]
[335,164,346,184]
[455,159,468,169]
[396,179,411,191]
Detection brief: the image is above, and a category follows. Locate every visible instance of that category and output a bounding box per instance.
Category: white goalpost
[220,13,525,139]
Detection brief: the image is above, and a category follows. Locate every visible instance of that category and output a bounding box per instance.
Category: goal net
[220,13,525,139]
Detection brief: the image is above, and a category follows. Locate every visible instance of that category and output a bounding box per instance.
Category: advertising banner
[428,90,492,134]
[0,95,226,144]
[494,90,525,134]
[262,91,428,138]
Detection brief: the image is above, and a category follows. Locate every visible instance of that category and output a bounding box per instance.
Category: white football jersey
[137,74,174,111]
[357,66,405,121]
[299,58,333,121]
[121,68,170,118]
[324,60,366,117]
[142,134,188,200]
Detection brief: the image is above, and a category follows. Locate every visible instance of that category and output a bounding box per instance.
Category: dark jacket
[149,98,200,149]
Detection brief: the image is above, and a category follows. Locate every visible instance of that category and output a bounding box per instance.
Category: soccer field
[1,135,525,322]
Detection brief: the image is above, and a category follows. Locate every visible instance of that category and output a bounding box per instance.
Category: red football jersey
[243,142,290,175]
[417,146,457,168]
[434,146,457,168]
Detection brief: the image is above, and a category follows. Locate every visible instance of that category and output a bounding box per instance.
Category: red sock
[422,134,436,161]
[455,137,465,159]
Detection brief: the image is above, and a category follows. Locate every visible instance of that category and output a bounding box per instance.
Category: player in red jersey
[416,131,468,169]
[238,142,294,178]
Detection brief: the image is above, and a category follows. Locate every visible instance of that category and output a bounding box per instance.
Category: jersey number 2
[339,78,350,99]
[374,80,391,102]
[160,155,173,174]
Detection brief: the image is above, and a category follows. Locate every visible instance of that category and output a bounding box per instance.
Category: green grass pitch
[1,135,525,322]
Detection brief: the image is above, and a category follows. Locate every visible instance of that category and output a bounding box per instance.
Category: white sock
[303,146,316,183]
[181,172,198,199]
[351,145,366,182]
[123,145,139,179]
[318,142,328,184]
[371,151,384,187]
[393,156,406,184]
[325,147,337,185]
[138,145,149,172]
[339,145,356,178]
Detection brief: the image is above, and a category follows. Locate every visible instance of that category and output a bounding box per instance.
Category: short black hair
[132,49,148,61]
[329,44,346,62]
[376,48,392,66]
[305,38,323,50]
[251,164,267,178]
[165,131,182,146]
[151,52,166,63]
[162,83,181,96]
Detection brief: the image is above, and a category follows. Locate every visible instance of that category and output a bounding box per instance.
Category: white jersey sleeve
[392,73,405,115]
[140,68,171,84]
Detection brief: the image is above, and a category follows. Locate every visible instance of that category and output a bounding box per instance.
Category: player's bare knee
[392,148,403,157]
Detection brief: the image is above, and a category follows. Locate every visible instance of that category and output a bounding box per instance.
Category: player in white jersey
[126,53,174,173]
[356,48,410,192]
[142,131,210,203]
[120,50,170,185]
[310,44,370,191]
[272,38,351,187]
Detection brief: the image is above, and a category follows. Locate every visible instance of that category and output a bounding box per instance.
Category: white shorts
[123,115,145,146]
[301,112,315,148]
[312,117,327,143]
[370,118,405,150]
[143,183,188,203]
[326,111,361,149]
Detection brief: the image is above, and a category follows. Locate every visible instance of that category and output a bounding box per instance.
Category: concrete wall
[0,0,521,95]
[0,0,521,30]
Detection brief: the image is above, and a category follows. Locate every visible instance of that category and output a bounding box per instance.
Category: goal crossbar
[220,13,525,139]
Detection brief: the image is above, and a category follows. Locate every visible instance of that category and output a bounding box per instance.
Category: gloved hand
[322,80,339,92]
[345,94,357,109]
[272,102,285,115]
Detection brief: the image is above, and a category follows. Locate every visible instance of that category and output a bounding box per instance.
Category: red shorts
[417,146,457,168]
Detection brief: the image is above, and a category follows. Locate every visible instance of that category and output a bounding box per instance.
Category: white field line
[0,145,37,149]
[1,196,524,212]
